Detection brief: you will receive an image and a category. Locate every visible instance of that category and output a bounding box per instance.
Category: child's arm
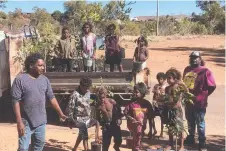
[93,34,97,58]
[133,47,138,61]
[145,47,149,60]
[123,105,136,122]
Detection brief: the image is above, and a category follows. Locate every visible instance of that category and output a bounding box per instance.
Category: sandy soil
[0,35,224,151]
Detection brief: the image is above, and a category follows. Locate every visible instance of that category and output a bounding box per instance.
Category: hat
[189,51,200,57]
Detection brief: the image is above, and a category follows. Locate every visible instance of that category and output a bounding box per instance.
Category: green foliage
[158,16,176,36]
[121,21,140,35]
[195,1,225,34]
[63,1,103,35]
[0,11,7,19]
[30,7,60,36]
[7,8,28,31]
[51,10,63,22]
[102,1,135,21]
[177,18,208,35]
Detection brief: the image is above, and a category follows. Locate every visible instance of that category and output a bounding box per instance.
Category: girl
[124,82,153,151]
[152,72,168,138]
[164,68,188,151]
[133,36,149,71]
[81,22,96,72]
[105,23,123,72]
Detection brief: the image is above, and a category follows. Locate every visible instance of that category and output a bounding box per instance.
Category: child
[65,77,100,151]
[95,87,123,151]
[105,23,123,72]
[152,72,168,138]
[133,36,149,71]
[164,68,187,151]
[81,22,96,72]
[54,26,76,72]
[124,82,153,151]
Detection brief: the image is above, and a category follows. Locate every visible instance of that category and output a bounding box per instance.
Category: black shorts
[105,52,122,65]
[153,106,164,117]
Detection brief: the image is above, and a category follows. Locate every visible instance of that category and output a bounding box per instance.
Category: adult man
[11,53,67,151]
[183,51,216,151]
[65,76,99,151]
[54,26,76,72]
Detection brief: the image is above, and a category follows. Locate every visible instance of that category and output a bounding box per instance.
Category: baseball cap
[189,51,201,57]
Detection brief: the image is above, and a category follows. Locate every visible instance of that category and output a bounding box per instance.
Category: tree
[196,1,225,34]
[0,11,7,19]
[196,0,218,11]
[51,10,63,23]
[7,8,28,31]
[63,1,103,35]
[30,7,60,36]
[102,1,136,21]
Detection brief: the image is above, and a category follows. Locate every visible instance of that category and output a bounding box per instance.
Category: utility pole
[156,0,159,36]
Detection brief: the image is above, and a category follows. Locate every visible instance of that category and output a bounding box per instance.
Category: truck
[0,31,151,122]
[44,58,151,110]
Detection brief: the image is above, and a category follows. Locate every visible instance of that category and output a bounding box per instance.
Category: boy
[65,77,100,151]
[124,82,153,151]
[164,68,186,151]
[96,87,122,151]
[152,72,167,138]
[54,26,77,72]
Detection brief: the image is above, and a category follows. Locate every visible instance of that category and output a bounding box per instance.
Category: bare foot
[153,130,157,136]
[179,146,185,151]
[164,145,172,151]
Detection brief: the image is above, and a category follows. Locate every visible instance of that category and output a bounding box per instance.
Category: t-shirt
[81,33,96,57]
[11,73,55,128]
[183,66,216,108]
[105,34,120,56]
[124,99,153,130]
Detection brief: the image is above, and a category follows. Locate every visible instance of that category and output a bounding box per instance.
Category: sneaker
[184,136,195,145]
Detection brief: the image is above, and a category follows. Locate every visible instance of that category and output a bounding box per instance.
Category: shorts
[74,118,97,140]
[141,61,146,70]
[105,52,122,65]
[153,105,164,117]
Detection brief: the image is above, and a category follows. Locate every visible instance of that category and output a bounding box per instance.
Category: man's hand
[17,121,25,137]
[59,114,68,122]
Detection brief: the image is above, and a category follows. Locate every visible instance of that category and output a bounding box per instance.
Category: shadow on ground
[150,47,225,67]
[43,139,73,151]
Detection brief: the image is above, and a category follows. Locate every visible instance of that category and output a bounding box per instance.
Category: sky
[1,0,203,18]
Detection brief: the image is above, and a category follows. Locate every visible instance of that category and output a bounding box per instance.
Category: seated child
[65,77,100,151]
[96,87,123,151]
[124,82,153,151]
[152,72,168,138]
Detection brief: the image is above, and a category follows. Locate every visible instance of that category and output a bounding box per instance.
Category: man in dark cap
[183,51,216,151]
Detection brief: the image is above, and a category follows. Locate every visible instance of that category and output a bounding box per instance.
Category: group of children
[64,65,189,151]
